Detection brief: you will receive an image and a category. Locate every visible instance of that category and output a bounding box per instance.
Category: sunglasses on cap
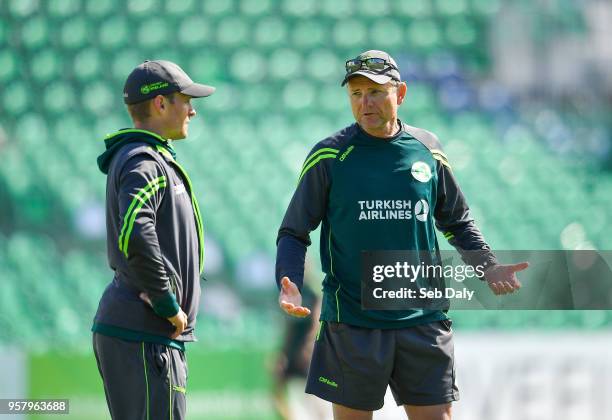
[345,57,400,78]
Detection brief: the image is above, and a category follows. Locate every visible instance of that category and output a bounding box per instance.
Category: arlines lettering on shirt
[357,199,429,221]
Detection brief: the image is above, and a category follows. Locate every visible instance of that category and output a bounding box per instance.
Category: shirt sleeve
[116,155,180,318]
[433,160,499,270]
[275,151,331,291]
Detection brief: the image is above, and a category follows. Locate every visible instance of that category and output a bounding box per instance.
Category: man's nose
[189,106,196,117]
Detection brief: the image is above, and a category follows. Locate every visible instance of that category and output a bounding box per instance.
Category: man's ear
[397,82,407,105]
[151,95,165,114]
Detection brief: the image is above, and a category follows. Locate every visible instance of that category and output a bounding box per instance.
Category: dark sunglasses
[345,57,399,76]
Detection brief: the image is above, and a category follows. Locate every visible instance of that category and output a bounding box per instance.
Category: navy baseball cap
[123,60,215,104]
[341,50,401,86]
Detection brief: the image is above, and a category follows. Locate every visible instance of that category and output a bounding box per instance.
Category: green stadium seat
[111,49,145,83]
[0,147,30,199]
[47,0,80,17]
[214,118,242,150]
[56,306,84,339]
[6,234,55,277]
[197,190,223,224]
[294,115,336,144]
[282,0,317,16]
[282,80,315,111]
[222,116,254,148]
[204,82,235,112]
[62,251,100,305]
[56,175,89,210]
[0,50,18,83]
[203,0,234,15]
[207,201,236,233]
[98,16,129,49]
[240,85,273,111]
[469,0,502,17]
[226,226,257,263]
[216,16,250,47]
[95,115,129,139]
[393,0,433,18]
[81,82,115,114]
[256,114,293,149]
[186,53,222,83]
[138,17,171,48]
[450,112,489,141]
[73,48,102,81]
[369,19,403,49]
[240,0,272,16]
[412,114,448,138]
[405,83,437,113]
[230,50,266,82]
[407,19,443,50]
[254,17,288,48]
[462,49,491,74]
[1,82,29,116]
[59,18,90,49]
[268,49,303,80]
[178,17,211,47]
[445,17,478,47]
[166,0,197,16]
[0,272,20,326]
[304,49,342,81]
[53,115,89,147]
[291,21,327,48]
[320,0,352,17]
[30,162,62,202]
[333,19,368,47]
[85,0,114,16]
[18,114,48,151]
[19,16,49,50]
[357,0,390,16]
[7,0,38,17]
[43,82,75,114]
[126,0,157,15]
[29,50,61,83]
[318,83,350,112]
[435,0,469,16]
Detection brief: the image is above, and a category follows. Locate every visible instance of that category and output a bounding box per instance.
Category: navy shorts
[305,320,459,411]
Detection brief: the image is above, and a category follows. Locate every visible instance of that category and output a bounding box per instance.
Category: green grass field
[28,348,276,420]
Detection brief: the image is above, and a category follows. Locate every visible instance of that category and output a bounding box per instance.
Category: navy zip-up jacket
[92,129,204,349]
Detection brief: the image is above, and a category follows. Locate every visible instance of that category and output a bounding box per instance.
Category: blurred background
[1,0,611,419]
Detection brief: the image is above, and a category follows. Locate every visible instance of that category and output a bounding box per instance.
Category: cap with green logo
[123,60,215,104]
[341,50,401,86]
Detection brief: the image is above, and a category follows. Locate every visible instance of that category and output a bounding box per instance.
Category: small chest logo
[173,183,186,195]
[411,161,432,182]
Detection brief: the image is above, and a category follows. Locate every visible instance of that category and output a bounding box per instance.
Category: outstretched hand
[278,277,311,318]
[484,262,529,295]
